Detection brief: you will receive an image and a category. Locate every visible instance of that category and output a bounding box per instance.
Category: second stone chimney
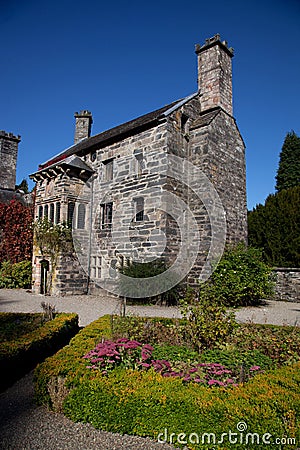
[195,34,234,115]
[74,110,93,144]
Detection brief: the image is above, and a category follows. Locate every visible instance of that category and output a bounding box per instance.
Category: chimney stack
[74,110,93,144]
[195,34,234,115]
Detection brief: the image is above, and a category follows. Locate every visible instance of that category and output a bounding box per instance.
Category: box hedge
[0,312,79,391]
[34,316,300,449]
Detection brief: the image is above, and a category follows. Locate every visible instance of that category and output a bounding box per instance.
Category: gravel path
[1,288,299,327]
[0,288,299,449]
[0,372,178,450]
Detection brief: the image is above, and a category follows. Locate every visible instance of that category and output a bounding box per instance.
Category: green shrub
[34,315,112,408]
[112,315,184,346]
[118,259,180,305]
[151,344,199,363]
[181,295,237,352]
[198,243,275,307]
[0,312,79,391]
[0,260,32,289]
[199,348,273,371]
[63,364,300,449]
[0,312,43,342]
[231,323,300,365]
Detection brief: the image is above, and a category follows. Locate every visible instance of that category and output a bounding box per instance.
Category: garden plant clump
[34,315,300,449]
[1,312,79,391]
[83,338,264,387]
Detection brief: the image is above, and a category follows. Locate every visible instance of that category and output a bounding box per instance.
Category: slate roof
[190,107,221,129]
[38,93,198,170]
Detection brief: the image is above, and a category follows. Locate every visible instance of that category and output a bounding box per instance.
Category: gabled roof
[39,92,199,170]
[30,154,94,179]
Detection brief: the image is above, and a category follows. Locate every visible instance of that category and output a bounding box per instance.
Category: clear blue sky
[1,0,299,210]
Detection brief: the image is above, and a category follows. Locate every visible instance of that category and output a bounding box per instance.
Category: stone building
[30,34,247,296]
[0,131,32,205]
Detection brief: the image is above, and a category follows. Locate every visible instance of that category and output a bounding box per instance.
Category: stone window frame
[91,255,102,279]
[77,203,86,229]
[44,204,49,219]
[133,149,144,177]
[49,203,55,223]
[67,201,75,227]
[133,196,144,222]
[102,158,114,182]
[55,202,61,224]
[100,202,113,230]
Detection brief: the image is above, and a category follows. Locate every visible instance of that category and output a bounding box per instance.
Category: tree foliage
[275,130,300,192]
[0,200,33,264]
[0,260,32,289]
[248,186,300,267]
[15,178,29,194]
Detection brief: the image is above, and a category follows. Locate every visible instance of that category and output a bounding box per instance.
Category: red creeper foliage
[0,200,33,263]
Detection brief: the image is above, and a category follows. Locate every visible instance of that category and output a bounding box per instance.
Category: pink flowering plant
[83,338,153,374]
[83,338,263,386]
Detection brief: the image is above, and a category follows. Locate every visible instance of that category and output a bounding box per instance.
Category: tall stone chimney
[195,34,234,115]
[0,131,21,190]
[74,110,93,144]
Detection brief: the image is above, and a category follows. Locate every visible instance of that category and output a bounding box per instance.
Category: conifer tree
[275,131,300,192]
[248,186,300,267]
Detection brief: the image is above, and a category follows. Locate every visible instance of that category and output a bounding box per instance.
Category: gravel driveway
[1,288,299,327]
[0,288,299,449]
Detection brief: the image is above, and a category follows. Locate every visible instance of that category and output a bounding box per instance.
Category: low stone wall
[273,268,300,302]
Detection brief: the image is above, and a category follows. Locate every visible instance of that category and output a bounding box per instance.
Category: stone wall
[273,268,300,303]
[190,109,247,245]
[196,35,233,115]
[0,131,20,191]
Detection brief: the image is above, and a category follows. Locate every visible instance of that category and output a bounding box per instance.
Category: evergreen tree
[275,131,300,192]
[15,178,29,194]
[248,186,300,267]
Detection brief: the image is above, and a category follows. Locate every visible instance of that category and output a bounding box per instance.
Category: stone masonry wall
[32,172,89,294]
[0,131,20,191]
[196,40,233,115]
[273,268,300,303]
[190,110,247,244]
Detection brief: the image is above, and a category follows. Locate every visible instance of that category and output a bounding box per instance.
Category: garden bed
[0,312,79,391]
[34,315,300,449]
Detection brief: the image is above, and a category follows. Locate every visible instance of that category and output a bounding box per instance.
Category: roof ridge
[38,93,199,170]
